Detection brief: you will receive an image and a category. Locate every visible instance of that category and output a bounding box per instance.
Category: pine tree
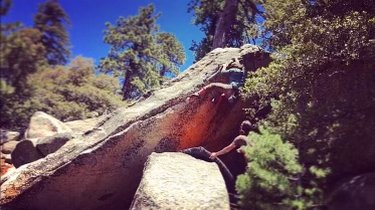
[34,0,71,65]
[99,4,185,100]
[212,0,239,48]
[188,0,260,61]
[0,0,12,16]
[1,20,46,93]
[155,32,185,83]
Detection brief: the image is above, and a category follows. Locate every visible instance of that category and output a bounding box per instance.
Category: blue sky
[3,0,204,71]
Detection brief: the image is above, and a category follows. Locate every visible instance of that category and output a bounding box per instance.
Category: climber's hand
[209,152,218,160]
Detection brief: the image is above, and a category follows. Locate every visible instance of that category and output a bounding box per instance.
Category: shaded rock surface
[36,133,73,156]
[328,171,375,210]
[25,111,72,140]
[0,45,269,210]
[11,133,73,168]
[130,152,229,210]
[11,140,43,168]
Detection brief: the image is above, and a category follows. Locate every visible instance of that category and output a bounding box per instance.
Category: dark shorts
[230,81,241,90]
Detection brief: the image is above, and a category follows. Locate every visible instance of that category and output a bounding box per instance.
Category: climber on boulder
[209,120,254,160]
[188,57,247,104]
[181,120,256,193]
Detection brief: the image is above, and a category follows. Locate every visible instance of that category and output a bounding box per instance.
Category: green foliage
[244,0,375,172]
[155,32,186,79]
[0,0,125,132]
[0,56,125,130]
[99,4,185,100]
[34,0,71,65]
[0,26,46,91]
[188,0,260,61]
[236,128,324,210]
[239,0,375,208]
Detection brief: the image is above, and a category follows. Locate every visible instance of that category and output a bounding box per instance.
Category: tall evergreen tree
[0,28,46,91]
[188,0,260,61]
[212,0,239,48]
[99,4,185,100]
[155,32,185,83]
[34,0,71,65]
[0,0,12,16]
[1,0,46,93]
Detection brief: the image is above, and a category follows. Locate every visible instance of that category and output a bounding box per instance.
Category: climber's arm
[209,143,236,159]
[220,58,239,74]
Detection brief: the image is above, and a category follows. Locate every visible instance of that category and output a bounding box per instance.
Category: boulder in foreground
[130,152,230,210]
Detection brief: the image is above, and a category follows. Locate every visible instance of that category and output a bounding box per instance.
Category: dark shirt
[221,68,245,89]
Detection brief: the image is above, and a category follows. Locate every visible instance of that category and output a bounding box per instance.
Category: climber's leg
[181,146,212,161]
[226,82,241,104]
[181,146,235,191]
[189,83,234,102]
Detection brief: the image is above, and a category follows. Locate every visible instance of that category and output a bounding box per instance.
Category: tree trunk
[212,0,239,49]
[122,70,133,100]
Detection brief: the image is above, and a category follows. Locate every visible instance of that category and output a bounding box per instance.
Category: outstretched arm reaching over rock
[209,143,236,159]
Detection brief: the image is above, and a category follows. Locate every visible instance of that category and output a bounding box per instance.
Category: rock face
[328,172,375,210]
[0,45,270,210]
[25,111,72,140]
[64,116,107,136]
[130,152,230,210]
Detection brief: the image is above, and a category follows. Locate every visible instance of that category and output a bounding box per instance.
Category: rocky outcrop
[9,113,75,168]
[0,130,20,144]
[130,152,230,210]
[11,133,73,168]
[36,133,73,156]
[328,171,375,210]
[0,45,270,210]
[25,111,72,140]
[1,130,20,171]
[64,116,108,136]
[1,141,18,154]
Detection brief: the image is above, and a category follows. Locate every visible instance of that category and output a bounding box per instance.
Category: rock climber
[188,57,247,104]
[209,120,254,160]
[181,120,256,193]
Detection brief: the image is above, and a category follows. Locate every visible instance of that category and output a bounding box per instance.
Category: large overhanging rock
[130,152,230,210]
[0,45,270,210]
